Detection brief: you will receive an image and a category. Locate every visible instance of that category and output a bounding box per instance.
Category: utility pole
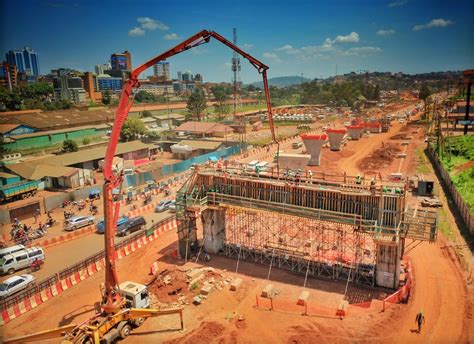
[463,70,474,135]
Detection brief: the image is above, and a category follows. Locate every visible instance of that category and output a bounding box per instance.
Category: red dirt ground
[1,99,472,344]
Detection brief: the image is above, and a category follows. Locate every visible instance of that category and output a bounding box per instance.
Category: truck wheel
[133,317,145,328]
[118,322,131,339]
[125,230,130,236]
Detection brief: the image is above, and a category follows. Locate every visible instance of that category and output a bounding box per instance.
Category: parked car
[0,247,45,274]
[155,200,174,213]
[116,216,147,237]
[64,215,96,231]
[168,200,176,213]
[0,274,36,298]
[292,142,303,149]
[0,244,26,259]
[96,216,129,234]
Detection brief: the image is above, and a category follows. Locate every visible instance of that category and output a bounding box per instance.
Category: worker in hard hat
[355,174,362,185]
[415,310,425,333]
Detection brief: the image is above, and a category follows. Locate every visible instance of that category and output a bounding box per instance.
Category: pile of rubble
[148,265,237,308]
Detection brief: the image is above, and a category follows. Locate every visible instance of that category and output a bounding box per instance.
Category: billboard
[112,55,128,70]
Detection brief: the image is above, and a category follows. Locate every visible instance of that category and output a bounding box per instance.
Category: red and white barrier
[0,218,178,325]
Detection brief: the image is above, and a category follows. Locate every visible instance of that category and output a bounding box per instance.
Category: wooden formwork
[192,172,405,227]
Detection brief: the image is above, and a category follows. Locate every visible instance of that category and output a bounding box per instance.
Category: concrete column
[325,129,347,151]
[301,134,327,166]
[375,240,401,289]
[346,125,364,140]
[202,208,226,254]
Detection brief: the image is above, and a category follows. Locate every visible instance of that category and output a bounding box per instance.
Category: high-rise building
[177,71,182,81]
[0,62,17,90]
[5,47,40,76]
[194,73,203,82]
[95,63,111,75]
[54,74,86,103]
[111,51,132,71]
[181,71,192,82]
[153,61,170,81]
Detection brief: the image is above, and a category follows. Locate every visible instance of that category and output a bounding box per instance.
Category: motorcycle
[29,259,44,273]
[46,217,57,227]
[90,205,98,215]
[64,211,75,219]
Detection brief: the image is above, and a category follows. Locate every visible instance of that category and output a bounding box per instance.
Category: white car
[0,274,35,298]
[64,215,96,231]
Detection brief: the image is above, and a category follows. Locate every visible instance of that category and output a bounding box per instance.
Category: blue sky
[1,0,473,83]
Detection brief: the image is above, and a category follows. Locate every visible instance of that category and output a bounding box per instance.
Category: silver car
[64,215,96,231]
[0,274,35,298]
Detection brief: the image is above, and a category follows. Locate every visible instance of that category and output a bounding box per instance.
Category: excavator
[4,29,276,343]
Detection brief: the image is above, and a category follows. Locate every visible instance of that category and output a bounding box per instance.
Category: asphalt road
[0,210,174,283]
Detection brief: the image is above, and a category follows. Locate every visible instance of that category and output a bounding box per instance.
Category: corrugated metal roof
[7,164,77,180]
[177,140,222,150]
[5,141,151,180]
[10,124,109,140]
[174,121,234,134]
[0,124,21,134]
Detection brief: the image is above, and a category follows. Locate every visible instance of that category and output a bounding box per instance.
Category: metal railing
[0,215,175,311]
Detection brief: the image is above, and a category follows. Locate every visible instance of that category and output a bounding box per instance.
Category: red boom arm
[101,30,275,313]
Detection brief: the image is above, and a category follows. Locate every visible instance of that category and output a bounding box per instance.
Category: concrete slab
[200,283,213,296]
[277,153,310,170]
[297,290,310,306]
[261,284,274,298]
[230,278,243,291]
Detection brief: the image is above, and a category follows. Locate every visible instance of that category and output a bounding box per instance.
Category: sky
[1,0,473,83]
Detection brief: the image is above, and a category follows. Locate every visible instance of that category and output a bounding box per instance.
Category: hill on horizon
[250,76,312,88]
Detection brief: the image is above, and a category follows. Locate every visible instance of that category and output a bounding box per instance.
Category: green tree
[120,117,147,142]
[102,90,111,105]
[142,110,152,118]
[419,84,431,102]
[82,137,91,145]
[62,139,78,153]
[186,89,207,121]
[211,85,231,120]
[135,90,157,103]
[373,84,381,100]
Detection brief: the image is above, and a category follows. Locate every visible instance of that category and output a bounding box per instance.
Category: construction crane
[4,29,275,344]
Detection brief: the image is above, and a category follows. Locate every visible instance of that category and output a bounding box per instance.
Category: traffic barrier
[50,282,63,296]
[0,216,176,324]
[40,288,53,302]
[60,277,72,291]
[69,272,81,286]
[0,310,10,325]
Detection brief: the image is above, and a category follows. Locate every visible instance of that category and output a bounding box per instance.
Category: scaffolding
[176,169,438,289]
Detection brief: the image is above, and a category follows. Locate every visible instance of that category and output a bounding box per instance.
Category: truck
[0,180,38,203]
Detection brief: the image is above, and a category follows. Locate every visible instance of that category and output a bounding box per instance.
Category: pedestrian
[415,311,425,334]
[308,170,313,183]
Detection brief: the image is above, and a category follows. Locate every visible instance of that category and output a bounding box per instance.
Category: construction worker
[355,174,362,185]
[308,169,313,183]
[415,311,425,333]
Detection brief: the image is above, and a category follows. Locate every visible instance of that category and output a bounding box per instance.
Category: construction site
[1,25,473,344]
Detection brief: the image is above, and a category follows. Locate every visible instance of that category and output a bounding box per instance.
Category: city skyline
[1,0,473,83]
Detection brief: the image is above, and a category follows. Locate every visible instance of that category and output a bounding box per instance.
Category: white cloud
[263,52,282,63]
[242,43,253,50]
[137,17,169,31]
[341,46,382,56]
[128,27,145,37]
[377,29,396,36]
[388,0,408,7]
[276,44,300,54]
[413,18,453,31]
[164,33,180,40]
[331,32,360,44]
[191,47,208,55]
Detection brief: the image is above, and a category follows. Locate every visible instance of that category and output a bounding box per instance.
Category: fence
[0,215,175,313]
[426,145,474,234]
[160,145,242,176]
